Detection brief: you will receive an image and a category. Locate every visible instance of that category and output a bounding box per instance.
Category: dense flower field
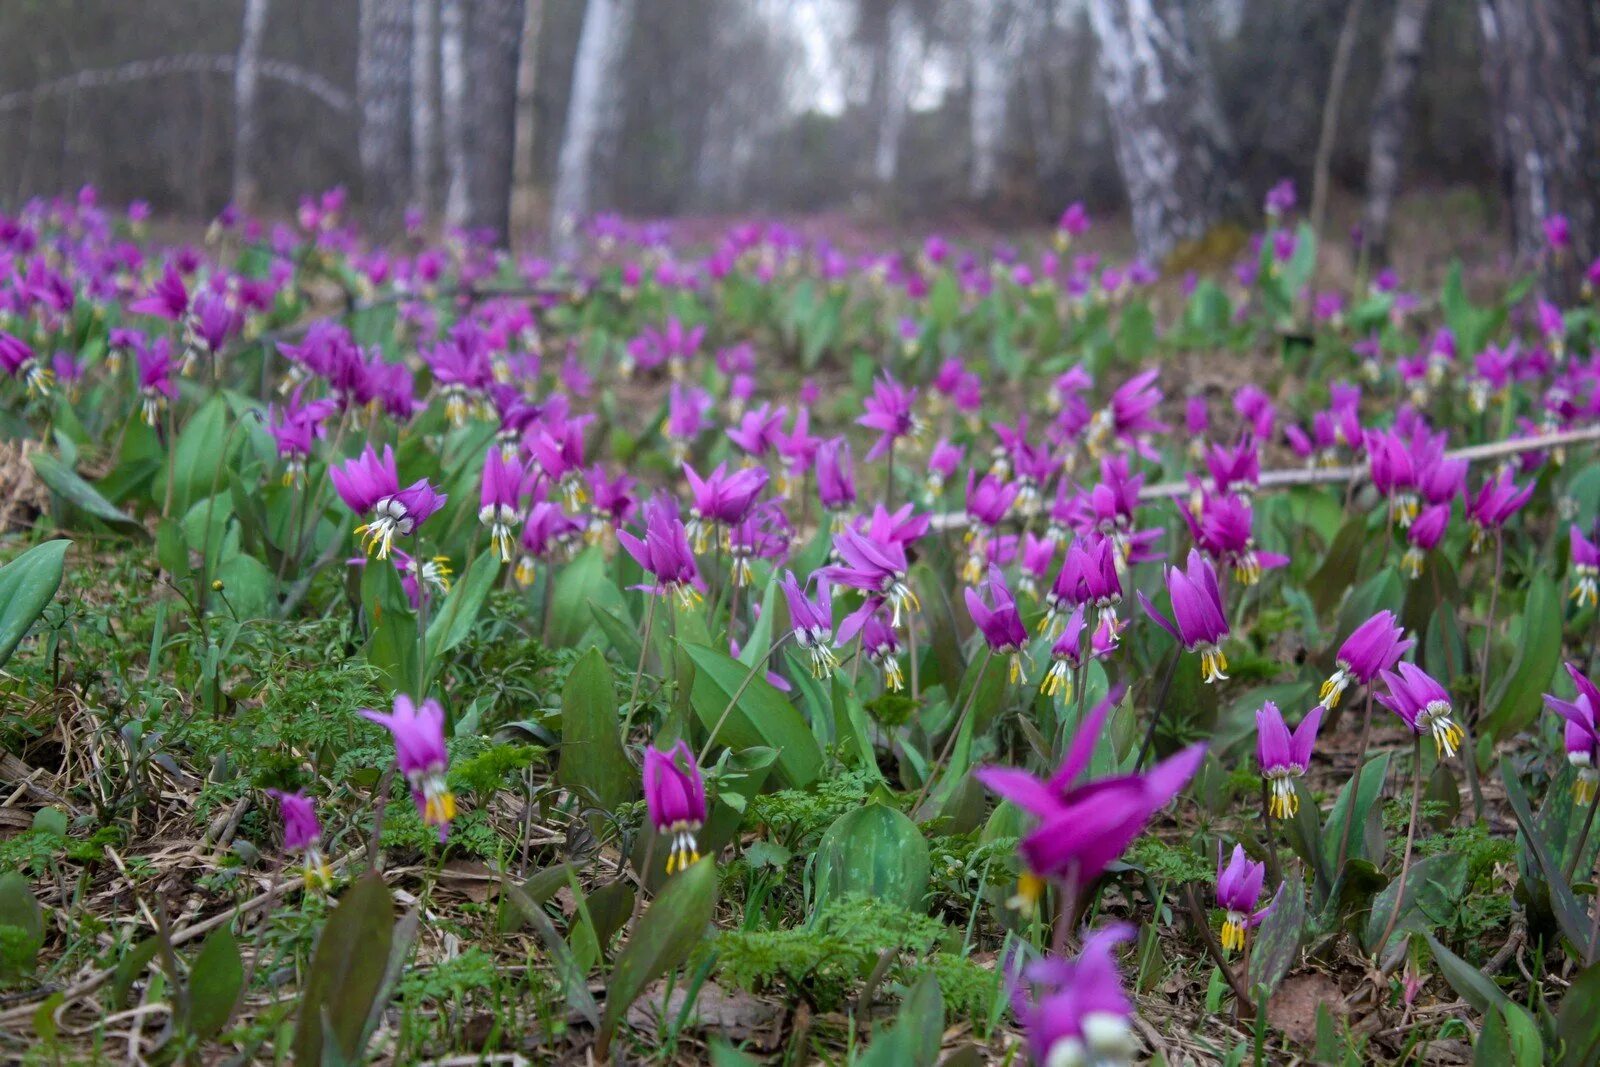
[1,185,1599,1063]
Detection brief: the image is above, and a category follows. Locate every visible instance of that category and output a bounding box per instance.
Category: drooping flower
[1571,525,1600,608]
[0,330,51,397]
[135,337,179,425]
[1376,663,1463,758]
[1215,844,1274,952]
[822,525,921,634]
[643,740,708,874]
[266,390,337,487]
[816,436,857,520]
[1319,610,1413,709]
[1015,925,1138,1067]
[514,500,585,587]
[682,462,768,552]
[859,612,904,690]
[1040,604,1088,700]
[856,374,920,460]
[1140,549,1230,683]
[331,445,447,560]
[975,694,1206,910]
[477,447,523,562]
[966,570,1029,683]
[360,694,454,840]
[1401,502,1450,579]
[1546,663,1600,804]
[618,496,706,608]
[1465,468,1532,550]
[265,788,332,889]
[781,570,838,679]
[1256,702,1320,818]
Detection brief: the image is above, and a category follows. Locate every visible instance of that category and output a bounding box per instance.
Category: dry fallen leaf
[1266,971,1346,1046]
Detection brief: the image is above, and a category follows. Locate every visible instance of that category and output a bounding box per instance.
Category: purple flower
[1264,178,1296,217]
[1545,214,1572,253]
[925,438,964,499]
[478,447,524,562]
[135,338,178,424]
[821,526,919,634]
[966,570,1029,682]
[1546,663,1600,804]
[683,462,768,551]
[0,330,51,397]
[1016,925,1137,1067]
[727,402,786,458]
[861,612,905,691]
[1140,549,1231,683]
[816,436,856,516]
[265,788,332,889]
[266,389,336,486]
[643,740,708,874]
[1319,610,1413,709]
[1216,844,1274,951]
[1040,605,1088,700]
[1257,701,1320,818]
[1182,491,1286,587]
[1376,663,1462,757]
[1571,525,1599,608]
[1466,469,1532,549]
[332,445,447,560]
[514,500,584,587]
[360,694,455,839]
[856,375,920,461]
[1401,502,1450,579]
[618,496,705,608]
[781,570,838,678]
[975,693,1205,907]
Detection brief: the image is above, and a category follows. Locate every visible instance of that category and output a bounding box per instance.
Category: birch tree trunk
[411,0,439,217]
[967,0,1007,199]
[464,0,523,242]
[1361,0,1431,265]
[1476,0,1597,297]
[551,0,637,253]
[231,0,270,210]
[873,0,917,188]
[358,0,411,230]
[1308,0,1367,241]
[511,0,545,234]
[440,0,470,230]
[1086,0,1241,262]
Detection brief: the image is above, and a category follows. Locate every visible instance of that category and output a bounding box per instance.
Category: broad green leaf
[29,452,145,535]
[293,872,396,1065]
[813,803,930,913]
[1247,872,1304,995]
[1424,930,1525,1022]
[0,540,68,669]
[557,648,637,814]
[684,643,822,788]
[598,857,718,1054]
[830,672,882,780]
[1557,962,1600,1067]
[0,872,44,970]
[857,971,944,1067]
[152,394,231,514]
[425,552,500,663]
[111,937,163,1009]
[1502,757,1590,952]
[1361,852,1467,953]
[548,546,626,648]
[185,926,243,1041]
[1321,752,1391,874]
[1482,575,1562,741]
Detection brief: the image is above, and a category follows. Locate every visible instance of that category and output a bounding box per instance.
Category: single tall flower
[821,526,920,630]
[618,496,705,608]
[265,788,332,889]
[1466,468,1532,551]
[477,447,523,562]
[1016,924,1138,1067]
[1040,605,1088,700]
[1319,610,1413,709]
[861,613,905,691]
[781,570,838,678]
[966,570,1029,683]
[1256,701,1321,818]
[1545,663,1600,804]
[1401,502,1450,579]
[856,374,920,460]
[1140,549,1230,683]
[1376,663,1463,758]
[1215,844,1274,951]
[332,445,447,560]
[360,695,455,840]
[643,740,708,875]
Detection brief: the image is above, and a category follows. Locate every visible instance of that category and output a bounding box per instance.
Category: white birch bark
[231,0,270,210]
[551,0,636,252]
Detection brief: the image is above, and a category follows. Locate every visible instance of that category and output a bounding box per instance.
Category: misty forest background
[0,0,1593,279]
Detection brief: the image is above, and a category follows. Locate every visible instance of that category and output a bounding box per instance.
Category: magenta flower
[1182,491,1286,587]
[514,501,584,587]
[727,402,786,458]
[527,415,592,509]
[478,447,524,562]
[966,570,1029,683]
[1088,369,1168,457]
[1319,610,1413,709]
[975,693,1205,909]
[266,389,336,487]
[816,436,856,518]
[1571,525,1599,608]
[1264,178,1296,217]
[643,740,708,874]
[1040,605,1088,700]
[1015,925,1137,1067]
[1546,663,1600,804]
[861,613,905,691]
[1216,844,1274,951]
[856,374,920,461]
[781,570,838,678]
[360,694,455,840]
[0,330,51,397]
[1257,701,1320,818]
[331,445,447,560]
[135,338,178,425]
[924,438,964,499]
[1545,214,1572,253]
[1140,549,1231,683]
[1376,663,1463,757]
[1366,431,1420,526]
[682,462,768,552]
[820,526,920,633]
[1466,469,1532,550]
[618,496,705,608]
[265,788,332,889]
[1401,502,1450,579]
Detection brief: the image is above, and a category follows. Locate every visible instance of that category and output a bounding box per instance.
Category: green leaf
[1247,872,1304,996]
[589,600,642,664]
[1423,930,1522,1020]
[813,803,931,913]
[499,877,599,1026]
[548,546,626,648]
[557,647,637,814]
[857,971,944,1067]
[425,552,500,663]
[598,857,718,1054]
[152,395,230,514]
[1482,575,1562,741]
[0,540,68,669]
[1362,852,1467,953]
[830,671,882,780]
[111,937,163,1009]
[1557,962,1600,1067]
[185,926,243,1041]
[29,452,145,535]
[1321,752,1391,873]
[684,643,822,788]
[294,872,396,1066]
[1502,757,1591,952]
[0,872,44,967]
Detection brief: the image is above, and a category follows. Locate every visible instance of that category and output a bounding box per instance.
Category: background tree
[1361,0,1431,265]
[357,0,411,230]
[550,0,635,251]
[231,0,271,210]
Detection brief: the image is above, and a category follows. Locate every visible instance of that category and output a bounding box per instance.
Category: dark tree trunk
[1477,0,1598,297]
[1362,0,1432,265]
[358,0,412,230]
[411,0,439,218]
[1086,0,1241,262]
[465,0,523,243]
